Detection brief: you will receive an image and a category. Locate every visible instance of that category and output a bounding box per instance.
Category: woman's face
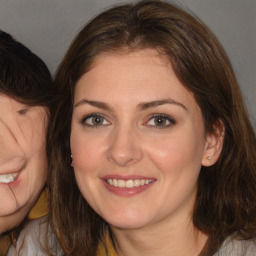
[71,49,218,230]
[0,95,47,232]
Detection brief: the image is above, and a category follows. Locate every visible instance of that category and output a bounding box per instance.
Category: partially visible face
[71,49,213,231]
[0,95,47,232]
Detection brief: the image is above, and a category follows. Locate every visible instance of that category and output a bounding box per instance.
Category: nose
[106,126,143,167]
[0,121,24,170]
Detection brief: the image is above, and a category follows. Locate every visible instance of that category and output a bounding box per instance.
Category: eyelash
[80,113,110,128]
[145,114,176,129]
[80,113,176,129]
[17,108,28,115]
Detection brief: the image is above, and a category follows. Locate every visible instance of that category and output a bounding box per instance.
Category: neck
[111,215,207,256]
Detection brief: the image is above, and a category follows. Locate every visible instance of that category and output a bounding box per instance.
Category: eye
[145,114,176,128]
[17,108,28,115]
[81,114,110,127]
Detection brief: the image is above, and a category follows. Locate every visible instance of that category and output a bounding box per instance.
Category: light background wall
[0,0,255,126]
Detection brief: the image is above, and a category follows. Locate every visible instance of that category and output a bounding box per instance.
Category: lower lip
[102,180,155,197]
[8,177,21,188]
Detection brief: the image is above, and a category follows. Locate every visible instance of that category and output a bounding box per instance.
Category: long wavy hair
[48,1,256,255]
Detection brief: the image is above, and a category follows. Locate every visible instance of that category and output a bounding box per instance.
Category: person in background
[47,0,256,255]
[0,30,53,255]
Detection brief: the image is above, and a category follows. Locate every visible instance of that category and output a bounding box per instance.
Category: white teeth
[126,180,134,188]
[134,179,140,187]
[0,172,19,183]
[113,179,118,187]
[117,179,126,188]
[106,178,153,188]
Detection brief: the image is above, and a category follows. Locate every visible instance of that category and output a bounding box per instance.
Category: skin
[71,49,223,256]
[0,95,48,233]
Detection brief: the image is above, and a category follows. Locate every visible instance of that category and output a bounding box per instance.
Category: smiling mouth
[0,172,19,184]
[106,178,154,188]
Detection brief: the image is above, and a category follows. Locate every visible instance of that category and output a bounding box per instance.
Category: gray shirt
[7,217,62,256]
[214,236,256,256]
[8,218,256,255]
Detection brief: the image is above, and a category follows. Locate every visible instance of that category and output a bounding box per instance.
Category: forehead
[0,94,25,111]
[76,49,171,93]
[0,94,47,122]
[74,49,197,108]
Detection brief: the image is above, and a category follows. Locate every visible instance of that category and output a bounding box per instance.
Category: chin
[105,212,151,230]
[110,220,150,230]
[0,205,29,234]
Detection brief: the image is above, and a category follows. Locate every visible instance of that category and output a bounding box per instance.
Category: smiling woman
[0,30,53,254]
[70,49,216,233]
[47,0,256,255]
[0,98,47,214]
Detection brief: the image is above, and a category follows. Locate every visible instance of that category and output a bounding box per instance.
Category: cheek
[146,132,204,174]
[70,133,103,208]
[70,131,105,173]
[19,119,47,157]
[21,125,47,192]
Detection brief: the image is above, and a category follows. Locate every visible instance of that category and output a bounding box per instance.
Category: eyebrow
[74,99,113,112]
[137,99,188,111]
[74,98,187,111]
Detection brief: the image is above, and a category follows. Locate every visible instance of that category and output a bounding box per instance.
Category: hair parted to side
[0,30,54,106]
[48,1,256,255]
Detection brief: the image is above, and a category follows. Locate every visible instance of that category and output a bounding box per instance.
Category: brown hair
[48,1,256,255]
[0,30,54,106]
[0,30,54,253]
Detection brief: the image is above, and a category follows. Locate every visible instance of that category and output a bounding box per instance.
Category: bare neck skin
[111,214,207,256]
[111,198,207,256]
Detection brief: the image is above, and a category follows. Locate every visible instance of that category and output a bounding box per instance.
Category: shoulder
[7,216,62,256]
[215,237,256,256]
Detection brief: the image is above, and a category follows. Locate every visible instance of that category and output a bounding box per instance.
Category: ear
[201,121,225,167]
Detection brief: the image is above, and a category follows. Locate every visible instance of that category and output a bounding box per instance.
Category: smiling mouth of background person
[0,172,19,183]
[0,163,26,184]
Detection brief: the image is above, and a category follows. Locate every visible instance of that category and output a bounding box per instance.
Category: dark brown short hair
[0,30,53,106]
[48,1,256,255]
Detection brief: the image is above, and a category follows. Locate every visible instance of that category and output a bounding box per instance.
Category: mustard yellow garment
[28,189,48,220]
[97,233,118,256]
